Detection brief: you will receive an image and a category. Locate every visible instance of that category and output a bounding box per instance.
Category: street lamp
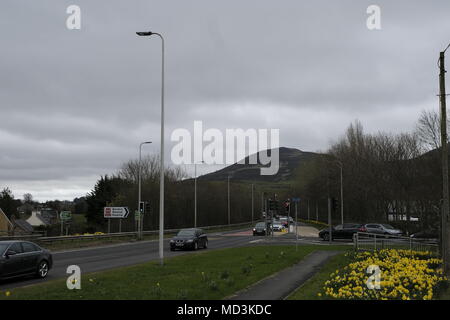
[335,160,344,226]
[439,43,450,275]
[136,30,165,266]
[138,141,152,240]
[194,161,204,228]
[227,174,231,225]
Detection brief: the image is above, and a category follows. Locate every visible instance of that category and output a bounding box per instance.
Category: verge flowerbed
[319,249,448,300]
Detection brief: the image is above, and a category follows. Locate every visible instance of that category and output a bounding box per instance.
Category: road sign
[60,211,72,221]
[134,210,140,220]
[104,207,129,219]
[291,197,301,203]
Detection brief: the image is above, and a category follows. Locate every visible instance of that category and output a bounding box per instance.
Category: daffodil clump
[321,249,447,300]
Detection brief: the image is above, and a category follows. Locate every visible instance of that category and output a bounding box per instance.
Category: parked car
[271,221,284,232]
[319,223,366,241]
[253,222,271,236]
[170,228,208,251]
[0,241,53,280]
[364,223,403,236]
[410,229,438,240]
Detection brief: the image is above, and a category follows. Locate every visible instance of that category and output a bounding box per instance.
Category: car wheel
[323,233,330,241]
[36,260,49,279]
[204,240,208,249]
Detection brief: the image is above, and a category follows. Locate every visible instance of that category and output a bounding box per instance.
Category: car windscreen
[0,243,9,255]
[177,230,196,237]
[382,224,395,229]
[256,223,265,227]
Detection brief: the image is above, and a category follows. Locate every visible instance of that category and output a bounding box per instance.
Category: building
[0,208,13,236]
[26,210,52,227]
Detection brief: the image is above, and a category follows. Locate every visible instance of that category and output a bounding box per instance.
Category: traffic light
[284,200,290,213]
[268,200,278,211]
[145,202,151,214]
[139,201,145,214]
[331,198,338,212]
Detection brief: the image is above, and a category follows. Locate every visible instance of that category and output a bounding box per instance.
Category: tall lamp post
[138,141,152,239]
[194,161,204,228]
[439,43,450,275]
[335,160,344,226]
[136,30,165,266]
[227,174,231,225]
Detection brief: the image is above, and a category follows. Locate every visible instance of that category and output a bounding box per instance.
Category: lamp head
[136,31,153,36]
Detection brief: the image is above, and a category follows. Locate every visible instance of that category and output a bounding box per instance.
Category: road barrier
[353,232,439,253]
[0,221,254,245]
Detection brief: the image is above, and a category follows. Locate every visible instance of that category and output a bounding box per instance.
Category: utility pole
[227,175,230,225]
[439,46,450,276]
[251,184,254,224]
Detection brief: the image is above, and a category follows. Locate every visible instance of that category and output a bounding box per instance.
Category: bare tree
[415,109,446,151]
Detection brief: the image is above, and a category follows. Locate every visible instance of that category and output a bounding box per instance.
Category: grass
[287,252,352,300]
[298,219,328,231]
[0,245,349,300]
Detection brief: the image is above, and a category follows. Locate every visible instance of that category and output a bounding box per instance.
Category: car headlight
[170,240,174,243]
[186,239,193,243]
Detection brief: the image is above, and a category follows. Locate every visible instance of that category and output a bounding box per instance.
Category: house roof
[13,219,34,233]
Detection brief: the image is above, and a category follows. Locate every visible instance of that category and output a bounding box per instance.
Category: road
[0,227,350,290]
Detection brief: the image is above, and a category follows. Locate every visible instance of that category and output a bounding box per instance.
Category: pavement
[226,250,340,300]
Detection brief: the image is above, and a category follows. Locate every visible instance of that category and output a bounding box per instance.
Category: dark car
[319,223,366,241]
[410,229,438,240]
[0,241,53,280]
[364,223,403,236]
[253,222,271,236]
[170,228,208,251]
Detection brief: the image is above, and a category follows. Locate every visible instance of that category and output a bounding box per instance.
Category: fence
[353,232,439,253]
[0,221,254,245]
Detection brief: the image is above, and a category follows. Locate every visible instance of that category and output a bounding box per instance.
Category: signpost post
[59,211,72,236]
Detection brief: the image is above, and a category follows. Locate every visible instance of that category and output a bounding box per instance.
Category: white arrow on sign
[104,207,129,219]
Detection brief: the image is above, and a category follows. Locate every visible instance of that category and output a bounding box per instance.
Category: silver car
[364,223,403,236]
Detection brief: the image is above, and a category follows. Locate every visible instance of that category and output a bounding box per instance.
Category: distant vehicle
[0,241,53,280]
[410,229,438,240]
[364,223,403,236]
[253,222,271,236]
[319,223,366,241]
[271,222,284,232]
[170,228,208,251]
[279,217,288,227]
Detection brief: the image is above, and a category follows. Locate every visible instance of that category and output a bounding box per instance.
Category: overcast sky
[1,0,449,201]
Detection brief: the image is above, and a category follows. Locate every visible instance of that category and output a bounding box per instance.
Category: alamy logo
[366,265,381,289]
[66,5,81,30]
[171,121,280,175]
[66,265,81,290]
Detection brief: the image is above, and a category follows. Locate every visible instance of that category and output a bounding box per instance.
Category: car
[319,223,366,241]
[170,228,208,251]
[364,223,403,236]
[271,221,284,232]
[253,222,271,236]
[279,217,288,227]
[0,241,53,280]
[410,229,438,240]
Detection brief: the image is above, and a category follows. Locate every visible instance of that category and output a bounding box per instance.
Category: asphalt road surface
[0,228,351,290]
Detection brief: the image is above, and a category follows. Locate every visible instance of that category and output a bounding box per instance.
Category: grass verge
[1,245,349,300]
